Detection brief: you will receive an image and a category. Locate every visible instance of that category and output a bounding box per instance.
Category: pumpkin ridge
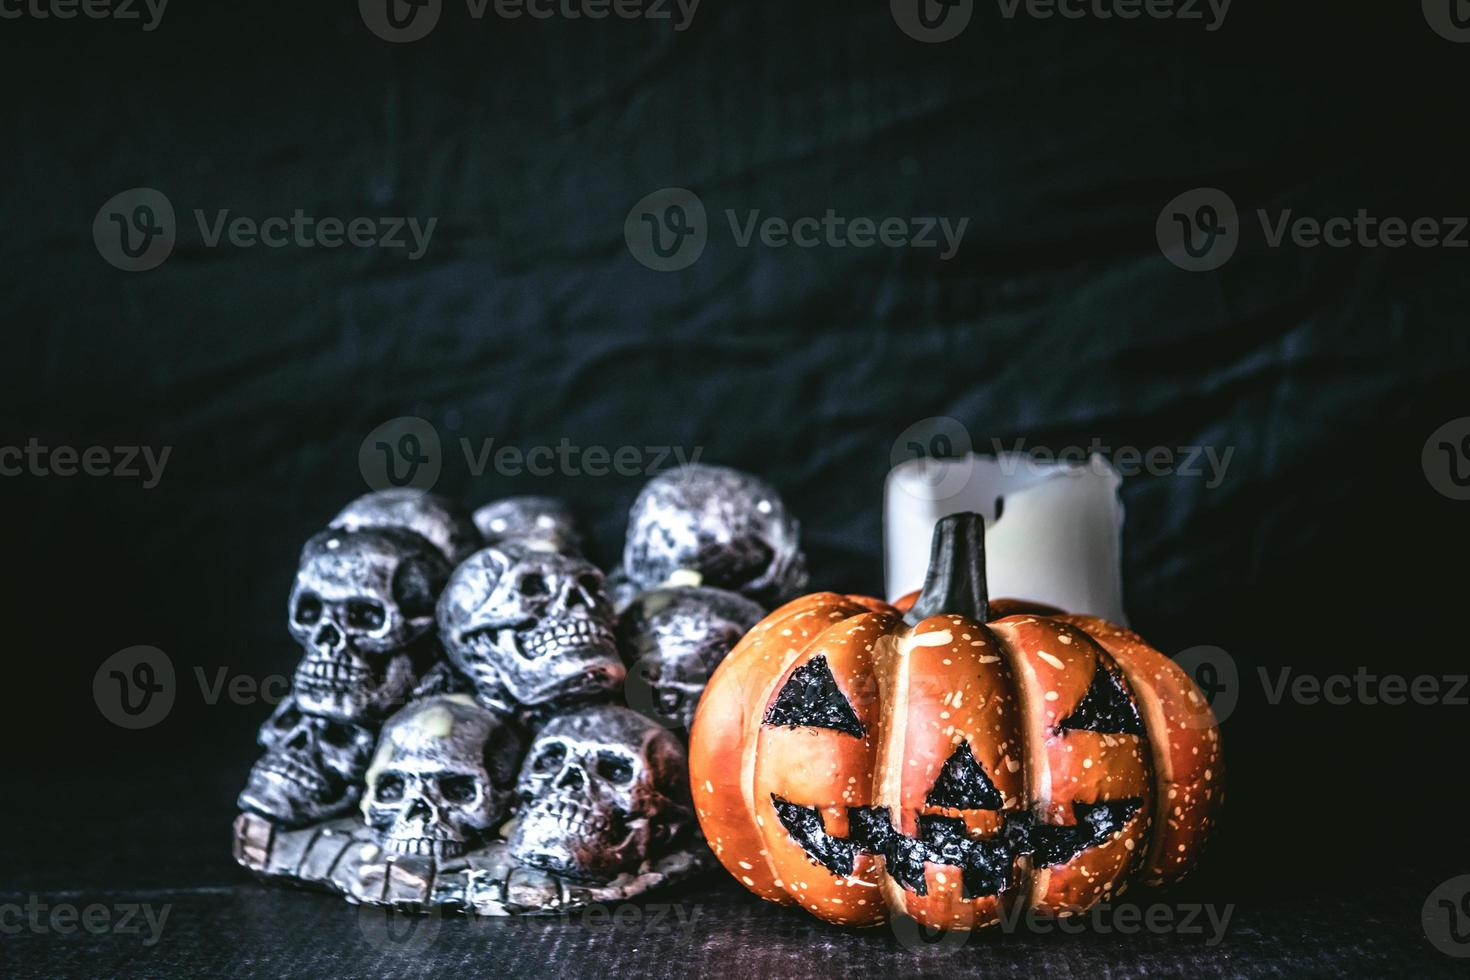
[751,607,895,925]
[869,626,910,918]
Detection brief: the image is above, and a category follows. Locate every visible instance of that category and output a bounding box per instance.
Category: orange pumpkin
[688,513,1222,930]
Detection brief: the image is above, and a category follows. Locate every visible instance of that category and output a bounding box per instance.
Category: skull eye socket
[596,751,634,785]
[576,573,601,595]
[347,599,387,631]
[439,775,479,804]
[532,743,566,773]
[519,574,548,597]
[319,721,352,747]
[294,594,322,626]
[273,706,302,730]
[375,773,405,802]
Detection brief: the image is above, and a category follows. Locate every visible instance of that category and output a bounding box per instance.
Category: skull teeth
[385,836,467,859]
[296,657,371,688]
[516,619,616,659]
[529,796,612,833]
[259,756,329,795]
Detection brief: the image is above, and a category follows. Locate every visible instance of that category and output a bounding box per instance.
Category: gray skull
[621,464,807,607]
[473,496,583,557]
[362,695,523,860]
[509,705,691,882]
[331,489,483,565]
[237,696,376,826]
[288,528,450,723]
[438,546,625,708]
[617,586,764,729]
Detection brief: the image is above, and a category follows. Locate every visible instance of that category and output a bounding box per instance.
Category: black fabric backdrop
[3,2,1469,976]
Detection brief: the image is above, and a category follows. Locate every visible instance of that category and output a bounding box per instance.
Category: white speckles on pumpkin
[1036,651,1065,670]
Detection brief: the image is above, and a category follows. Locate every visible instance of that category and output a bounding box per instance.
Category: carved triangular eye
[925,741,1003,810]
[762,655,864,737]
[1058,665,1144,735]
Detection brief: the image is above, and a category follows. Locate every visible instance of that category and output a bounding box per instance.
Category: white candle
[883,452,1128,624]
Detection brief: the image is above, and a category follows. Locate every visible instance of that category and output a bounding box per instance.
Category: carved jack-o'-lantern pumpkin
[689,513,1222,930]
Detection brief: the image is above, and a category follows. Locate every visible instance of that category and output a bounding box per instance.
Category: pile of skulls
[233,464,807,914]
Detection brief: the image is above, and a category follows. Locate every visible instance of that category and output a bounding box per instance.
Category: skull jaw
[497,642,628,707]
[508,801,646,883]
[238,760,357,826]
[292,650,419,723]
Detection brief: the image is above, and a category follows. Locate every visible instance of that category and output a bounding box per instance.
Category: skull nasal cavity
[314,622,342,648]
[556,766,585,790]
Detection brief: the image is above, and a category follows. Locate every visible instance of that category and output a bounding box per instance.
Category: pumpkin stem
[903,512,988,626]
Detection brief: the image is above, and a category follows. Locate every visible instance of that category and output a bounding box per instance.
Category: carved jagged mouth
[464,619,617,662]
[770,796,1142,899]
